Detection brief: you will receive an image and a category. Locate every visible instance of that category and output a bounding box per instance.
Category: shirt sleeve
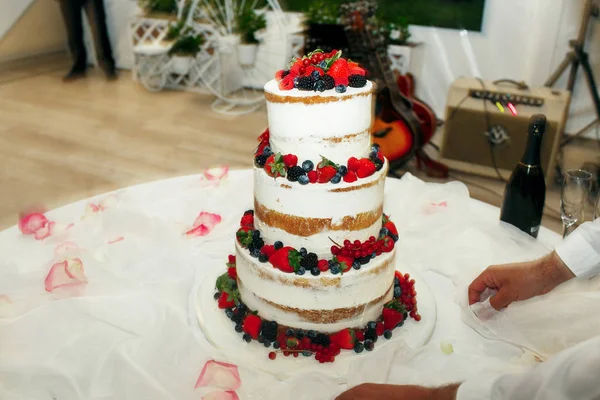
[456,336,600,400]
[555,218,600,279]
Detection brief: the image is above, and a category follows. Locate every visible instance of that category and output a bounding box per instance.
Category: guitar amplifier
[440,78,571,182]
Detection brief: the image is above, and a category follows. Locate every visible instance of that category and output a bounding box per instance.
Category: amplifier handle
[492,79,529,90]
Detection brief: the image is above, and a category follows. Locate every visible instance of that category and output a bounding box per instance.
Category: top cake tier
[264,79,375,165]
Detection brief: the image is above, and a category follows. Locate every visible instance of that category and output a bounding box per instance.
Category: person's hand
[468,251,575,310]
[335,383,459,400]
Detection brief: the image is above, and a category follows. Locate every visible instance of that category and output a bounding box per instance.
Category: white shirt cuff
[456,376,498,400]
[555,224,600,279]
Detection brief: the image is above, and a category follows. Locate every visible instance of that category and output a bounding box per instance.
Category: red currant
[269,351,276,360]
[293,352,299,358]
[302,58,311,67]
[299,66,306,74]
[331,246,340,255]
[354,240,361,246]
[311,54,319,64]
[344,240,351,247]
[316,53,325,62]
[369,236,375,242]
[415,314,422,321]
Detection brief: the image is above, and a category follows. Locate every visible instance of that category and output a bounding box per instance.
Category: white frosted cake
[212,50,419,363]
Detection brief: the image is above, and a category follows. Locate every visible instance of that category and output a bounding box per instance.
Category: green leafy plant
[164,21,185,41]
[138,0,178,15]
[236,7,267,44]
[305,0,340,25]
[168,27,204,56]
[373,13,411,46]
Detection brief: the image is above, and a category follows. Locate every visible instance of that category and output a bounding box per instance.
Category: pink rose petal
[203,166,229,181]
[33,221,54,240]
[193,212,222,229]
[195,360,241,391]
[202,391,240,400]
[187,212,222,237]
[44,258,88,293]
[19,213,48,235]
[108,236,124,244]
[186,224,212,237]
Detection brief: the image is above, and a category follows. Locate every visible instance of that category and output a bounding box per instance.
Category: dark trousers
[59,0,115,70]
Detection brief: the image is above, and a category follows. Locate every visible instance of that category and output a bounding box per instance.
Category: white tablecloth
[3,169,598,400]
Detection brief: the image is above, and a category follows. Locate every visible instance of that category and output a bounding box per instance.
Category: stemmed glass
[594,191,600,221]
[561,169,592,237]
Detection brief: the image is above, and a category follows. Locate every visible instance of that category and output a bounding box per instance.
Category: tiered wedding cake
[213,50,419,363]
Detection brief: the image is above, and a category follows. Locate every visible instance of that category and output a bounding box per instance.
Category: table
[0,169,579,400]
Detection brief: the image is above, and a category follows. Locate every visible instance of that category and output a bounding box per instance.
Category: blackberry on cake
[349,74,367,88]
[296,76,314,91]
[286,166,306,182]
[322,74,335,90]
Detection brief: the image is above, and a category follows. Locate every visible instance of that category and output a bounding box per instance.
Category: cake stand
[193,261,437,381]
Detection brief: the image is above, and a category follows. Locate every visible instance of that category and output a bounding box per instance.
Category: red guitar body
[397,73,449,178]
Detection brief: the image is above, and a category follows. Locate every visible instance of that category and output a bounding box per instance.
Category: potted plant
[235,7,267,66]
[166,24,204,75]
[138,0,178,17]
[378,16,416,75]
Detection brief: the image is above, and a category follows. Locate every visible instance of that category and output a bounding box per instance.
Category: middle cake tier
[254,160,388,257]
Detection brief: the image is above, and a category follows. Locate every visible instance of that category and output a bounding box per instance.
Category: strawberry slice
[336,255,354,272]
[384,221,398,236]
[265,153,287,178]
[382,236,395,252]
[268,246,301,273]
[349,63,366,76]
[242,315,262,339]
[330,328,356,350]
[347,157,360,172]
[328,58,350,86]
[227,267,237,280]
[317,166,337,183]
[343,171,357,183]
[260,244,276,257]
[382,307,404,330]
[217,292,235,309]
[240,213,254,227]
[356,158,376,178]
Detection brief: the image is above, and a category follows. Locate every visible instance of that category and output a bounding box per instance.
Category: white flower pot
[387,44,413,75]
[171,55,193,75]
[237,43,258,66]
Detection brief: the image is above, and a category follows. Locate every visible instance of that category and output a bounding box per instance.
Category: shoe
[103,67,118,81]
[62,66,86,82]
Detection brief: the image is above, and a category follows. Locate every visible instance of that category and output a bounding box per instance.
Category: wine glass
[561,169,592,237]
[594,191,600,221]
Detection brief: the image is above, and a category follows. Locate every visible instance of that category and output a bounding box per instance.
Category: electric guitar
[396,73,448,178]
[343,3,422,172]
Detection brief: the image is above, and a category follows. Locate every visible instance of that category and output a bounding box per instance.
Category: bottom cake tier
[212,211,421,363]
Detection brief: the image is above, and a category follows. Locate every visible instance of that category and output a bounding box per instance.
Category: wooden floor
[0,53,570,233]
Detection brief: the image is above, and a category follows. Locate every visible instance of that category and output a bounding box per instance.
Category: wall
[0,0,67,61]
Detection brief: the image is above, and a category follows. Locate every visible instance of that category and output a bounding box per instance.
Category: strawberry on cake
[211,50,420,363]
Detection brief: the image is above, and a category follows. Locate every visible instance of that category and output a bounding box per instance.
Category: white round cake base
[195,262,436,381]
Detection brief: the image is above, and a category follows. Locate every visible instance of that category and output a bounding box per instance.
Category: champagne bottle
[500,114,547,238]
